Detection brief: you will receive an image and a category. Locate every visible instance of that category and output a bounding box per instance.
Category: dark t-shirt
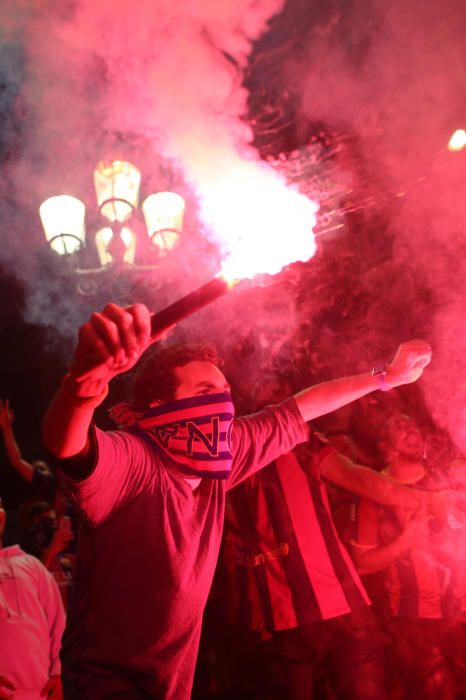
[57,399,308,700]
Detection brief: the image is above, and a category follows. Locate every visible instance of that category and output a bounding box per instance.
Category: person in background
[353,413,466,699]
[0,399,56,503]
[42,301,432,700]
[0,399,77,607]
[0,496,65,700]
[221,378,445,700]
[21,502,74,609]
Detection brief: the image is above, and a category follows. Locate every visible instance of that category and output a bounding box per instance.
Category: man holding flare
[42,300,434,700]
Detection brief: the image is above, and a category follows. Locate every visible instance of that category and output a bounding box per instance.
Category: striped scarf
[129,392,235,479]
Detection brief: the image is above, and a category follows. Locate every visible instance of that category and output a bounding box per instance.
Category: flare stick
[71,276,233,381]
[150,276,231,337]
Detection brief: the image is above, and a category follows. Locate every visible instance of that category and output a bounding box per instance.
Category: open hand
[401,510,430,547]
[0,400,14,431]
[48,525,74,557]
[385,340,432,388]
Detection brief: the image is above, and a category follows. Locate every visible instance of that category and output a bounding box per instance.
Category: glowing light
[94,160,141,222]
[198,162,318,281]
[39,195,86,255]
[448,129,466,152]
[142,192,185,254]
[95,227,136,266]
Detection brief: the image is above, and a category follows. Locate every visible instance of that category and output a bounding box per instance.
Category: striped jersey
[223,434,370,632]
[357,473,460,619]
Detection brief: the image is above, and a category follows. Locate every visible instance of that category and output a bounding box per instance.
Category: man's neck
[385,457,426,484]
[184,476,202,491]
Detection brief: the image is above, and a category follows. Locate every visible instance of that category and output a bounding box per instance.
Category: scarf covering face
[129,392,235,479]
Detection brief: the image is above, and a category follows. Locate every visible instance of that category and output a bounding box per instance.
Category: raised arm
[294,340,432,422]
[0,399,34,483]
[42,303,154,460]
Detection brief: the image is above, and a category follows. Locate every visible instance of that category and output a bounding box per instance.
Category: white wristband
[372,365,392,392]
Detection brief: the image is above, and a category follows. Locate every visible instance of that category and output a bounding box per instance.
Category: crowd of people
[1,301,466,699]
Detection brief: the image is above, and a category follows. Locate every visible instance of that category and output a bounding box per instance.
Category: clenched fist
[67,303,173,398]
[385,340,432,388]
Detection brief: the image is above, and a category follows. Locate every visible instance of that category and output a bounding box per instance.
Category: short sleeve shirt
[57,398,308,700]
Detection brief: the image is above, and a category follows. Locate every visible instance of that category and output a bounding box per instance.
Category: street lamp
[39,195,86,256]
[39,159,185,275]
[143,192,185,254]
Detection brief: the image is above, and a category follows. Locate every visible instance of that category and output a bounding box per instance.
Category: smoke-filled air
[0,0,466,452]
[2,2,466,698]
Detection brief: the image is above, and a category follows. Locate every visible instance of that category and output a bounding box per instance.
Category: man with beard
[220,382,448,700]
[354,413,463,699]
[42,302,432,700]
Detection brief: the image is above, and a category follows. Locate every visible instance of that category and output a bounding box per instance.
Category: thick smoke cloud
[1,0,465,450]
[3,0,286,223]
[294,0,466,450]
[0,0,289,355]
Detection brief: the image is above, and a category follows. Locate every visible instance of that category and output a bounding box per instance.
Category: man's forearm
[321,453,429,509]
[42,376,108,459]
[352,535,411,575]
[366,472,431,509]
[294,339,432,422]
[0,427,34,483]
[294,372,380,422]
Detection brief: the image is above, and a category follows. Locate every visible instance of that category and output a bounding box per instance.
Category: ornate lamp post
[39,160,186,289]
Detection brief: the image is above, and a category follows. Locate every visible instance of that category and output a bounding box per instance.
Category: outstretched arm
[0,399,34,483]
[320,450,442,511]
[42,303,155,460]
[294,340,432,422]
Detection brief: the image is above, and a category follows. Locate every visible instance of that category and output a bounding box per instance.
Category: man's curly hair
[131,342,224,410]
